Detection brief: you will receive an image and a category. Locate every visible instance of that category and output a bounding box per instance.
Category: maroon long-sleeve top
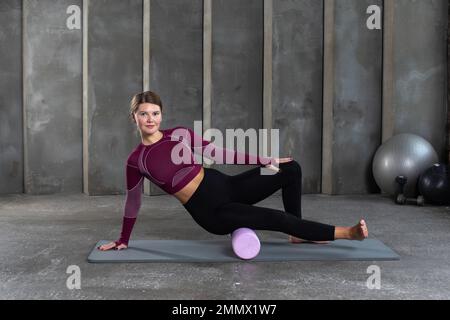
[115,126,273,246]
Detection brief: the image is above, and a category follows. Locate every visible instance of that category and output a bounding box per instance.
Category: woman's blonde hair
[129,91,163,124]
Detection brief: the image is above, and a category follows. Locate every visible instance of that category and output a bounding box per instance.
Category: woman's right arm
[98,162,144,251]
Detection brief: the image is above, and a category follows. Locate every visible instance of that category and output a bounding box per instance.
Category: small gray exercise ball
[372,134,438,197]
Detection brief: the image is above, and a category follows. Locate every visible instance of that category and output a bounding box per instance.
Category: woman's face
[134,103,162,136]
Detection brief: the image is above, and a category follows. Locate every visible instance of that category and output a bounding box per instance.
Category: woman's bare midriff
[173,167,205,205]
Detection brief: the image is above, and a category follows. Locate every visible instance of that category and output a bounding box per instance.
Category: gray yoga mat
[88,239,399,263]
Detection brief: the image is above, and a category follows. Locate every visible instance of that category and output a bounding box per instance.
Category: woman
[99,91,368,251]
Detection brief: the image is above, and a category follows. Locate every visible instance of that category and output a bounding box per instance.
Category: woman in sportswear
[99,91,368,251]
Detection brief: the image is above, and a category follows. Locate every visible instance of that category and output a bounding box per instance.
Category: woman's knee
[281,159,302,177]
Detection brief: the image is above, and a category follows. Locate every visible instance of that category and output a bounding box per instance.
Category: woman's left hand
[264,157,293,173]
[273,157,293,164]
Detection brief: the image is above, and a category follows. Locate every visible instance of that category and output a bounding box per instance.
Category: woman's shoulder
[165,126,190,134]
[166,126,207,145]
[164,126,193,140]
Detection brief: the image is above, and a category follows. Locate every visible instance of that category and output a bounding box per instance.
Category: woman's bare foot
[349,219,369,240]
[288,235,330,244]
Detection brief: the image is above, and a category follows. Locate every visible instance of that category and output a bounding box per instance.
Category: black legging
[182,160,335,241]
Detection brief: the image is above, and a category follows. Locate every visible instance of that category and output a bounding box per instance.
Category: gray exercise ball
[372,134,438,197]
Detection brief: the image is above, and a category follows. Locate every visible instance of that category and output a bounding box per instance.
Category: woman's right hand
[97,241,128,251]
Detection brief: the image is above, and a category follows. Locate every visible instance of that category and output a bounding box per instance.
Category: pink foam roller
[231,228,261,260]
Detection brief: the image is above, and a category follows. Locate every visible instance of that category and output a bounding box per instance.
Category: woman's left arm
[184,127,273,166]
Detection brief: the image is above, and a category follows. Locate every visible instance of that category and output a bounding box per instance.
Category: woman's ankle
[334,227,352,240]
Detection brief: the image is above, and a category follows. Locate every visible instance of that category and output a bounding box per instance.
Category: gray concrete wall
[332,0,382,194]
[211,0,264,176]
[84,0,143,195]
[1,0,449,196]
[392,0,448,161]
[272,0,324,194]
[0,0,23,194]
[23,0,82,194]
[148,0,203,195]
[323,0,383,195]
[448,3,450,164]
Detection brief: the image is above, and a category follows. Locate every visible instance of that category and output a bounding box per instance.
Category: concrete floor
[0,192,449,300]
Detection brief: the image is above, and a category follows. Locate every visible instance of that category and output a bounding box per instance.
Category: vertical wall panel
[272,0,324,194]
[323,0,382,194]
[392,0,448,161]
[448,3,450,164]
[0,0,22,194]
[85,0,142,195]
[147,0,203,195]
[23,0,82,194]
[211,0,264,176]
